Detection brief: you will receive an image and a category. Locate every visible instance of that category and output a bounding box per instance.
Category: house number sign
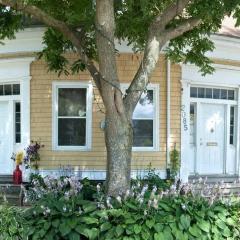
[181,105,188,131]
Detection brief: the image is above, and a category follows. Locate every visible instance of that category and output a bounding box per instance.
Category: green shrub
[22,177,240,240]
[0,204,25,240]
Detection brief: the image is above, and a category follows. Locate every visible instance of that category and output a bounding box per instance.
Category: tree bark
[105,112,133,196]
[95,0,133,196]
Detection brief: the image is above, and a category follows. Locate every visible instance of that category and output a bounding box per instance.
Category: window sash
[122,84,159,151]
[53,82,92,151]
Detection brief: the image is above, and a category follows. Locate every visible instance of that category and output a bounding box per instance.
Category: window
[230,106,235,145]
[123,84,159,151]
[0,84,20,96]
[190,103,196,145]
[53,83,92,150]
[190,87,235,100]
[15,102,21,143]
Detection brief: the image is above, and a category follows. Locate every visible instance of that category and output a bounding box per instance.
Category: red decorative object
[13,165,22,184]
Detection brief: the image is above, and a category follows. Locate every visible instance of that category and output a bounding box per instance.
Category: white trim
[36,169,166,180]
[121,83,160,152]
[52,81,93,151]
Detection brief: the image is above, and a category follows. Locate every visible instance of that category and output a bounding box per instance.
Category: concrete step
[189,174,239,183]
[0,184,23,206]
[0,175,13,184]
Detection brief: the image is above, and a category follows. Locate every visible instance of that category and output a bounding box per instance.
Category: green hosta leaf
[83,203,97,213]
[52,219,60,228]
[79,216,98,225]
[133,224,142,234]
[68,231,80,240]
[180,215,190,230]
[189,225,202,237]
[146,219,155,229]
[154,223,163,233]
[198,220,210,233]
[154,232,165,240]
[158,202,172,212]
[141,230,151,240]
[226,217,235,226]
[100,222,112,232]
[115,225,124,237]
[216,219,227,230]
[59,223,71,236]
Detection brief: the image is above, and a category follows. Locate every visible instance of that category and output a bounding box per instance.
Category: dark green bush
[0,205,25,240]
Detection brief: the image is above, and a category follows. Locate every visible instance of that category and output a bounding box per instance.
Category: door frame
[0,57,33,175]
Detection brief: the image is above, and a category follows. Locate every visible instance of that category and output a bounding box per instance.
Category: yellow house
[0,17,240,182]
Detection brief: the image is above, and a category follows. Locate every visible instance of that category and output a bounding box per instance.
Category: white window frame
[122,83,160,152]
[52,81,93,151]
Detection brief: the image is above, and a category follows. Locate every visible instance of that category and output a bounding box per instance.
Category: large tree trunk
[105,111,133,196]
[95,0,132,196]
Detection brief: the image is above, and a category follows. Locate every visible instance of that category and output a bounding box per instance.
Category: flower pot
[13,165,22,184]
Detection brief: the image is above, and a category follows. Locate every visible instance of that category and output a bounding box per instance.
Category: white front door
[0,101,13,174]
[197,103,225,174]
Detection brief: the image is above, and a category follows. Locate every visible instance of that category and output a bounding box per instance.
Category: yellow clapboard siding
[30,53,181,171]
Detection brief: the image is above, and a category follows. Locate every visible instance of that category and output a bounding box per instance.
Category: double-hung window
[53,82,92,150]
[123,84,159,151]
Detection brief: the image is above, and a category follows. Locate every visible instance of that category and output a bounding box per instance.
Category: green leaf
[180,215,190,230]
[189,225,202,237]
[133,224,142,234]
[59,223,71,236]
[79,216,98,225]
[100,222,112,232]
[198,220,210,233]
[146,219,155,229]
[52,219,60,228]
[68,231,80,240]
[154,223,163,233]
[115,225,124,237]
[83,203,97,213]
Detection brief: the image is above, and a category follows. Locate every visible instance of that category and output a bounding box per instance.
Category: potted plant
[11,151,24,184]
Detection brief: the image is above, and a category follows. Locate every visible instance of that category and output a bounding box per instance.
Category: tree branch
[162,17,202,41]
[123,5,201,118]
[0,0,102,92]
[154,0,191,31]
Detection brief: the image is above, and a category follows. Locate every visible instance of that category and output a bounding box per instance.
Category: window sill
[53,146,91,152]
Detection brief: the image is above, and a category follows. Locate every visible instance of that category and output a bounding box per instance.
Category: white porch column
[180,81,191,182]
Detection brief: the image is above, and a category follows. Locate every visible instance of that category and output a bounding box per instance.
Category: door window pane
[12,84,20,95]
[190,87,197,98]
[15,102,21,143]
[4,85,12,95]
[228,90,235,100]
[197,88,205,98]
[206,88,213,98]
[213,89,220,99]
[220,89,227,99]
[230,106,235,145]
[190,103,196,145]
[0,85,3,95]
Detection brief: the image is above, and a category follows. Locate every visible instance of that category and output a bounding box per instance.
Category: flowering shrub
[23,141,44,170]
[22,177,240,239]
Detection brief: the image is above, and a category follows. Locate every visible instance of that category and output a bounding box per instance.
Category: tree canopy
[0,0,240,75]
